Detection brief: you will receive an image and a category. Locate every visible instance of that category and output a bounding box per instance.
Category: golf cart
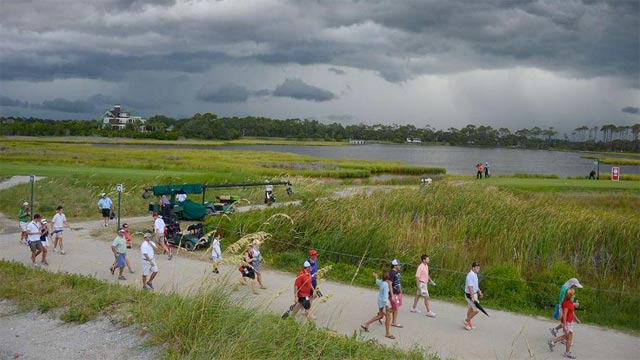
[166,222,212,251]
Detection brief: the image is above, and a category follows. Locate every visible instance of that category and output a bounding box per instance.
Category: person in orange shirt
[476,163,484,179]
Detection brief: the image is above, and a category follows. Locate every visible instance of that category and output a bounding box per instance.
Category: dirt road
[0,176,637,359]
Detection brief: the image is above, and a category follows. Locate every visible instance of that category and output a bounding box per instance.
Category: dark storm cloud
[272,79,336,102]
[1,0,637,84]
[35,94,116,114]
[622,106,640,115]
[0,95,28,108]
[197,84,251,103]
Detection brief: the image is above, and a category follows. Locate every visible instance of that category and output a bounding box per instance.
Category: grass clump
[0,261,432,359]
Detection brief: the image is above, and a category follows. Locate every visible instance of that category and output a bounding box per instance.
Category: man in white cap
[153,212,172,260]
[97,193,113,227]
[140,232,158,290]
[18,202,30,244]
[110,228,128,280]
[289,260,314,321]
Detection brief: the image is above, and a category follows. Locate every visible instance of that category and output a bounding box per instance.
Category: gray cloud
[622,106,639,115]
[272,78,336,102]
[0,95,28,108]
[35,94,116,114]
[197,84,251,103]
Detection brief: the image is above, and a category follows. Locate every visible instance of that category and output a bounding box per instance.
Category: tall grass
[0,261,430,359]
[213,183,640,331]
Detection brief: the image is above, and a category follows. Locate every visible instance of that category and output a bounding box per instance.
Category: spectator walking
[389,259,404,328]
[51,206,69,254]
[141,233,158,290]
[252,243,267,289]
[39,218,50,266]
[588,170,597,180]
[239,244,258,294]
[289,260,314,321]
[26,214,43,266]
[410,254,437,317]
[360,271,395,340]
[210,233,222,273]
[484,162,490,177]
[264,180,274,205]
[110,228,128,280]
[464,261,483,330]
[550,278,583,338]
[548,288,581,359]
[110,223,135,274]
[18,202,30,244]
[97,193,113,227]
[153,213,172,260]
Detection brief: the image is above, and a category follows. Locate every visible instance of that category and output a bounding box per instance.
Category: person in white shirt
[27,214,43,266]
[264,180,274,205]
[153,212,172,260]
[464,261,483,330]
[210,233,222,274]
[176,190,187,202]
[51,206,70,254]
[140,233,158,290]
[253,243,266,289]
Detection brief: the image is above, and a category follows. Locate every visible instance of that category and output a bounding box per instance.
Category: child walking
[360,271,395,340]
[548,288,581,359]
[210,233,222,273]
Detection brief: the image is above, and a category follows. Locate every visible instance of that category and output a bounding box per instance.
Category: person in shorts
[210,232,222,274]
[153,213,172,260]
[110,228,128,280]
[140,233,158,290]
[464,261,483,330]
[97,193,113,227]
[411,254,437,317]
[252,243,266,289]
[548,288,581,359]
[289,260,314,321]
[51,206,69,254]
[239,244,257,294]
[39,218,50,266]
[389,259,404,327]
[360,271,395,339]
[27,214,43,266]
[18,202,30,244]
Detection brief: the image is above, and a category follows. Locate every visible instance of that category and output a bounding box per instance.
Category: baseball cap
[309,249,319,257]
[143,232,152,238]
[101,192,106,197]
[567,278,583,289]
[118,228,125,233]
[303,261,311,268]
[23,202,29,206]
[41,219,47,224]
[391,259,401,266]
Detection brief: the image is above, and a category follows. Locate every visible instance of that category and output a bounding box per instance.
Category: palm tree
[631,124,640,141]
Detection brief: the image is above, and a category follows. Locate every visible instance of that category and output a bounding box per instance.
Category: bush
[481,264,529,309]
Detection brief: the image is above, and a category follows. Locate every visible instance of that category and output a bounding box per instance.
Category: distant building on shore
[102,105,147,131]
[406,138,422,143]
[349,139,366,144]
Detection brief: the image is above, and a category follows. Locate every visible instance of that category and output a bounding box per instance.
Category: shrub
[480,264,529,309]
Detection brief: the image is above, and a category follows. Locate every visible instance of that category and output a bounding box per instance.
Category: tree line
[1,114,638,152]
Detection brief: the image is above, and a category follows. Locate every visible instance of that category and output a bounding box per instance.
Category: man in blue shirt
[97,192,113,227]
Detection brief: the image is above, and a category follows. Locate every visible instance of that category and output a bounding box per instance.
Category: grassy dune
[0,261,427,359]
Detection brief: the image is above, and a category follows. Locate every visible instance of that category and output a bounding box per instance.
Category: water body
[98,143,640,177]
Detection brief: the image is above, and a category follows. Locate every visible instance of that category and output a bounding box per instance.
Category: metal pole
[116,184,123,228]
[596,159,600,180]
[29,175,35,218]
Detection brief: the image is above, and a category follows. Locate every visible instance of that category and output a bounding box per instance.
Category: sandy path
[1,215,637,360]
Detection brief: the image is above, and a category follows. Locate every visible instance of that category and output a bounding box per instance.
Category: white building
[102,105,146,130]
[406,138,422,143]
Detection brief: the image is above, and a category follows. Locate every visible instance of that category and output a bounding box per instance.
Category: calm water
[99,143,640,177]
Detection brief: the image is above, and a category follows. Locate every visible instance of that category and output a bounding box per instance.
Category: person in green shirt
[111,228,128,280]
[18,202,30,244]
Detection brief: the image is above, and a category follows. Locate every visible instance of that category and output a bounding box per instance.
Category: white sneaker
[410,308,422,313]
[53,248,59,253]
[425,311,436,318]
[61,250,66,255]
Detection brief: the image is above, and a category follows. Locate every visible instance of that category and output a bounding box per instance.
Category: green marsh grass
[0,261,429,359]
[213,182,640,331]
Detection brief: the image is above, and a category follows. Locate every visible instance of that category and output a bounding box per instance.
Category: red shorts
[391,292,403,310]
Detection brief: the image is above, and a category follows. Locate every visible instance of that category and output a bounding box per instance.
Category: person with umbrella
[464,261,484,330]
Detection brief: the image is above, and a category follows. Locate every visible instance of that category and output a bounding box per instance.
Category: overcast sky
[1,0,638,134]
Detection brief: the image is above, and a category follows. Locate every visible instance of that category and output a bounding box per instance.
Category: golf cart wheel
[184,241,195,251]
